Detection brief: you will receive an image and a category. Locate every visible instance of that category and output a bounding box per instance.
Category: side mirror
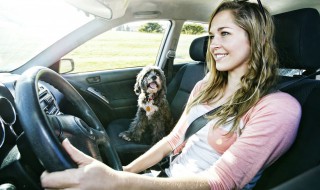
[59,58,75,74]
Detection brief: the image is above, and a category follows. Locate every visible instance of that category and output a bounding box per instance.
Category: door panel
[62,63,188,127]
[62,67,141,127]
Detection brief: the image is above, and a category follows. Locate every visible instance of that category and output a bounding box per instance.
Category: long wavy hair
[186,0,279,133]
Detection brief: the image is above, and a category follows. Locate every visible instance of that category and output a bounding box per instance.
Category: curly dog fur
[119,66,174,145]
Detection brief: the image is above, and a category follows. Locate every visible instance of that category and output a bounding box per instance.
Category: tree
[182,24,205,35]
[139,23,164,33]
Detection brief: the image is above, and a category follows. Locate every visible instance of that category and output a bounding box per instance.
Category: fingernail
[63,138,70,144]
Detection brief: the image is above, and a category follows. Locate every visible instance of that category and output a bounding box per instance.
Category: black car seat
[106,36,208,165]
[254,8,320,189]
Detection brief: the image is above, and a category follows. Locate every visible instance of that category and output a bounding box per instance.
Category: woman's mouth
[215,53,228,61]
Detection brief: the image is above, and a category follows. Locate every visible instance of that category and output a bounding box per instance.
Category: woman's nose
[210,37,221,49]
[210,41,221,50]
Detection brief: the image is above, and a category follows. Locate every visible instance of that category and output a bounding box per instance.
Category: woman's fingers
[41,139,118,189]
[41,169,79,188]
[41,139,95,188]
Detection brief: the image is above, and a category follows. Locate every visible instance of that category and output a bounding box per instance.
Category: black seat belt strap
[167,106,221,163]
[184,106,221,141]
[165,50,175,83]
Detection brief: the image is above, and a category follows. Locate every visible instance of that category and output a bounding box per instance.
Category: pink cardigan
[166,79,301,189]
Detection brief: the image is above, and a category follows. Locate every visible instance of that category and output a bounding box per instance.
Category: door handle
[86,76,101,84]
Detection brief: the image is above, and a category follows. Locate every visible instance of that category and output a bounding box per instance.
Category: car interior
[0,0,319,189]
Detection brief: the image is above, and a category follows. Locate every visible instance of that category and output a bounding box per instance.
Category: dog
[119,66,174,145]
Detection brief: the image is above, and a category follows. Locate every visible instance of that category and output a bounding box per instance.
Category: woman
[41,1,301,189]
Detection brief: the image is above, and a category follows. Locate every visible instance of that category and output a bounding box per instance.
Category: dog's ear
[134,68,145,95]
[134,80,141,95]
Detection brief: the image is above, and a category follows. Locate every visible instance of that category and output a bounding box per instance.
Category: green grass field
[62,31,204,73]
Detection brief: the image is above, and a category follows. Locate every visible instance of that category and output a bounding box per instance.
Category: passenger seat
[106,36,208,165]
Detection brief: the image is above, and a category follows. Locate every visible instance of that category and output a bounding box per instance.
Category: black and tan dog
[119,66,174,145]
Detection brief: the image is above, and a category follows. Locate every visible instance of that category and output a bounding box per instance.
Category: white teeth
[216,54,227,59]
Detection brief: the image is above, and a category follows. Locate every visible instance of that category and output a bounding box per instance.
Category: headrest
[189,35,208,62]
[273,8,320,70]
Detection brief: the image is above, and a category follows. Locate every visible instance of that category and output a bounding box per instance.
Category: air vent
[38,86,60,115]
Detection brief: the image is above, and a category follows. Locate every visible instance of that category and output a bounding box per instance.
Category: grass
[61,31,204,73]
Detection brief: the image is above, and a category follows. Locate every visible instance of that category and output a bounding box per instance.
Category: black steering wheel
[15,66,122,172]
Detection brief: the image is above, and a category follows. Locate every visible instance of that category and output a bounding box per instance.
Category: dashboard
[0,73,68,189]
[0,73,64,154]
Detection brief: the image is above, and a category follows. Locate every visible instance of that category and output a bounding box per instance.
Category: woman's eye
[209,35,215,40]
[221,32,230,36]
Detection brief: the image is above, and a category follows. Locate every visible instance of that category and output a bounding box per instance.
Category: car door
[58,21,172,127]
[57,20,207,128]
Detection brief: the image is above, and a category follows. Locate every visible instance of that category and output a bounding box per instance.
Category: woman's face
[209,10,251,76]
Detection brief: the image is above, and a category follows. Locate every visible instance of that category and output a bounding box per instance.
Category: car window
[174,21,208,64]
[61,20,170,73]
[0,0,93,72]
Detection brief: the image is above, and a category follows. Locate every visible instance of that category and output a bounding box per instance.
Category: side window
[174,21,208,64]
[60,20,170,73]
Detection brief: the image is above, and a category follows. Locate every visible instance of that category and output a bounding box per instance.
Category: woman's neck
[226,73,242,93]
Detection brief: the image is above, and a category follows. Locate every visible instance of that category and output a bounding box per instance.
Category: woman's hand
[41,138,210,190]
[40,138,122,190]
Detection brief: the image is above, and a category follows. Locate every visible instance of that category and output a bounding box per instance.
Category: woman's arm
[119,171,210,190]
[41,138,210,190]
[123,137,172,173]
[203,92,302,189]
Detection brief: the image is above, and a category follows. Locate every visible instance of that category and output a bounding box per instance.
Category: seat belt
[167,106,221,159]
[165,50,175,84]
[184,106,221,141]
[158,106,221,169]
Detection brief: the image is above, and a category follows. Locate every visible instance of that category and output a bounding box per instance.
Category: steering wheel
[15,66,122,172]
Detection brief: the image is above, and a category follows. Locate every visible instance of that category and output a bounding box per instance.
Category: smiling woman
[0,0,93,72]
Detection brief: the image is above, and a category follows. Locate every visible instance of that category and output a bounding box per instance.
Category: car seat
[254,8,320,189]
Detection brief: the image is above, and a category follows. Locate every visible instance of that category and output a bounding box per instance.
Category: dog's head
[134,66,166,97]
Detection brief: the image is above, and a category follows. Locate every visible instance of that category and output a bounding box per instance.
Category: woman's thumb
[62,138,95,166]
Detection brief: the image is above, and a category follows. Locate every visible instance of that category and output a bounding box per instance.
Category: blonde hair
[186,0,279,133]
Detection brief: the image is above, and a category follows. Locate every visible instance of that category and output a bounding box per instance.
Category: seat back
[167,36,208,121]
[255,8,320,189]
[106,36,209,165]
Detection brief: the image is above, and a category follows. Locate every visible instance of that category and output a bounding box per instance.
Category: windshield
[0,0,93,72]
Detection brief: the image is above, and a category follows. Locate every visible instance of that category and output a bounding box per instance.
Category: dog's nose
[151,75,157,80]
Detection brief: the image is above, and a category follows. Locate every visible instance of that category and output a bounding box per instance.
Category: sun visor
[65,0,128,20]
